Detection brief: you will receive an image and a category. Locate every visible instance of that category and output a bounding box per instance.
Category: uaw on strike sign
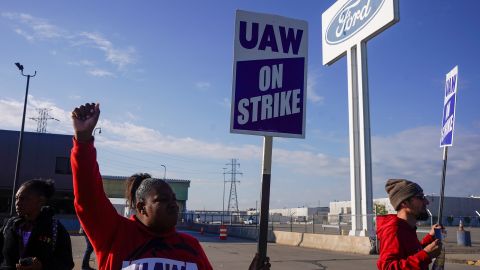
[231,10,308,138]
[440,66,459,147]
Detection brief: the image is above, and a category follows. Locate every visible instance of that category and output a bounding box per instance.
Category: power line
[99,143,215,165]
[99,146,220,172]
[98,149,222,175]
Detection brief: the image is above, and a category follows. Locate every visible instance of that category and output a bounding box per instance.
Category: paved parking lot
[71,228,479,270]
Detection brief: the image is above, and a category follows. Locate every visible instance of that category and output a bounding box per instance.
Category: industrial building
[268,207,330,223]
[0,129,74,214]
[0,129,190,218]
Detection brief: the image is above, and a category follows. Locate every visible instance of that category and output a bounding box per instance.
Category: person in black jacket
[1,179,74,270]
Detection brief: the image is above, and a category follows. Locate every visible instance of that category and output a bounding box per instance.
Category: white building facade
[268,207,329,222]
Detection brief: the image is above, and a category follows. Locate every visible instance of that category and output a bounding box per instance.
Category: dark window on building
[55,157,72,175]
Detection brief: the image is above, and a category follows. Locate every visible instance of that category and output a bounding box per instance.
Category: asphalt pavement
[71,228,480,270]
[417,226,480,265]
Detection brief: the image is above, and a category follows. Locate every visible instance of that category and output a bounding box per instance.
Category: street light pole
[10,63,36,216]
[160,164,166,179]
[93,127,102,136]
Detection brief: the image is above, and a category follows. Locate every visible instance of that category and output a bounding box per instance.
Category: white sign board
[321,0,398,236]
[322,0,399,65]
[440,66,459,147]
[231,10,308,138]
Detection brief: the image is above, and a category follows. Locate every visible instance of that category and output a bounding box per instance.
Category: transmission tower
[29,108,59,133]
[226,158,242,212]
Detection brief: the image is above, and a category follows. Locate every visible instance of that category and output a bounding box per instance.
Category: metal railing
[179,212,480,235]
[179,212,373,235]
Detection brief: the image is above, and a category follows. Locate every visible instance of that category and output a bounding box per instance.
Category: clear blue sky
[1,1,479,210]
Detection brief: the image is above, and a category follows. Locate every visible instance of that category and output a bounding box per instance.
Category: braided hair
[135,178,170,205]
[125,173,151,209]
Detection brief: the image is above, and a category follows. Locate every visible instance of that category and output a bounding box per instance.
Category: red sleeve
[420,233,435,247]
[377,226,431,270]
[71,138,122,252]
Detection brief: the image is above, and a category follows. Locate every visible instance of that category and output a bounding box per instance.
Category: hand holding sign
[424,239,442,259]
[248,253,271,270]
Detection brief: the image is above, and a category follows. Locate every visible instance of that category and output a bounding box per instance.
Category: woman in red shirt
[71,103,212,270]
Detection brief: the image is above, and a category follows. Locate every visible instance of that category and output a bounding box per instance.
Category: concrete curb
[273,231,303,246]
[446,258,480,266]
[183,225,373,255]
[466,260,480,266]
[300,233,372,255]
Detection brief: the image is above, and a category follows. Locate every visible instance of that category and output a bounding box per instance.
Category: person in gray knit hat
[376,179,443,270]
[386,179,423,209]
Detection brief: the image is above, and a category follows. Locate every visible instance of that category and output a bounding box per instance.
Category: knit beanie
[385,179,423,210]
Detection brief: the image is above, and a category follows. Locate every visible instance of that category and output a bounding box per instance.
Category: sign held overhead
[440,66,459,147]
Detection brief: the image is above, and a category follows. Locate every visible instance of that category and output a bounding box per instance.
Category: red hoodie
[71,139,213,270]
[376,214,434,270]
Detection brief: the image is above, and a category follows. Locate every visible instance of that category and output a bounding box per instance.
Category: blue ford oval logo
[326,0,386,45]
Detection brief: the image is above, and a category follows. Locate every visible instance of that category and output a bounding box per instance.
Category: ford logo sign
[326,0,386,45]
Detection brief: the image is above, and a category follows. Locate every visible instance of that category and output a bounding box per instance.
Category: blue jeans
[82,234,94,268]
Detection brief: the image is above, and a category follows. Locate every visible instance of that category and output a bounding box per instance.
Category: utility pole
[29,108,59,133]
[226,158,242,213]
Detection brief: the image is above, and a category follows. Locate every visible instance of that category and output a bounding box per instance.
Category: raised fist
[71,103,100,142]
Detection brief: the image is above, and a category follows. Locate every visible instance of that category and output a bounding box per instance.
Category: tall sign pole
[322,0,399,236]
[258,136,272,260]
[231,10,308,263]
[438,66,459,225]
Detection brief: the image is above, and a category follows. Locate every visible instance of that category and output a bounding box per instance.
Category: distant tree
[374,203,388,215]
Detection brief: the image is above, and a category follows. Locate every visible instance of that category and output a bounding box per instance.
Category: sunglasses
[412,194,427,200]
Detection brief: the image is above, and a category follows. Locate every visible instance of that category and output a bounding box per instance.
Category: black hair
[135,178,170,205]
[125,173,151,209]
[20,179,55,200]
